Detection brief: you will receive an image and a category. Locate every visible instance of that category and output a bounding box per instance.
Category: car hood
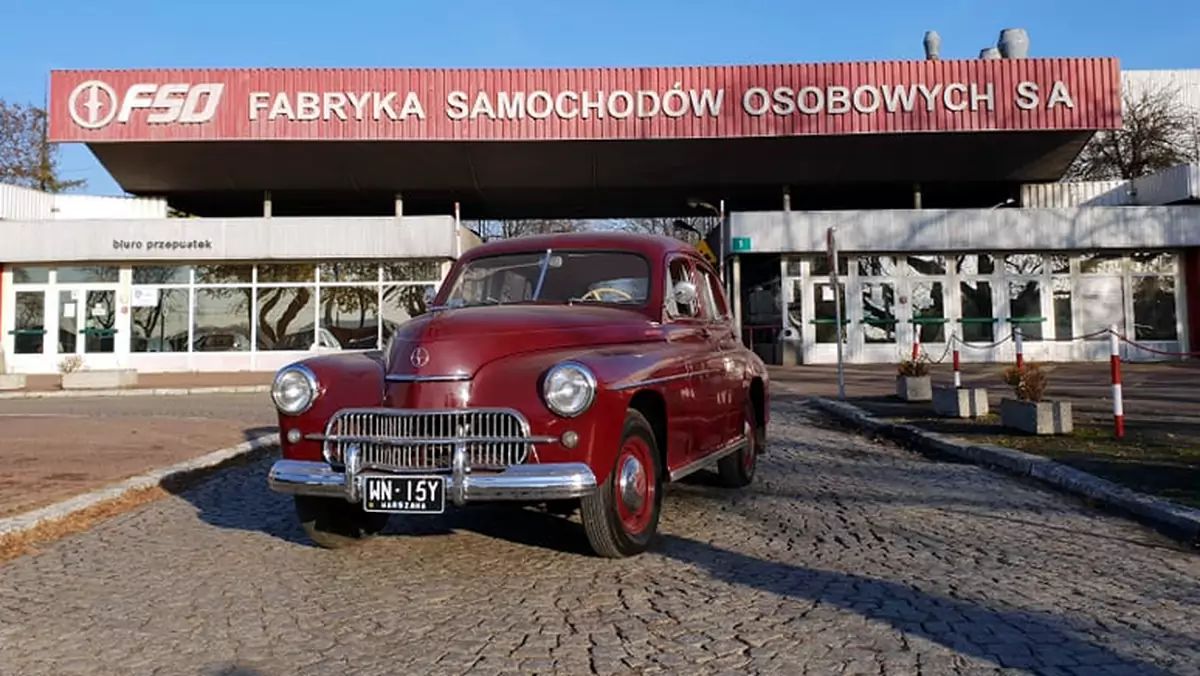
[384,304,659,378]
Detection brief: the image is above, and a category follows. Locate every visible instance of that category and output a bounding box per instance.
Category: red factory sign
[48,58,1121,143]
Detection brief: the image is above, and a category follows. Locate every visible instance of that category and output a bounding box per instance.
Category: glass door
[57,288,118,355]
[11,290,49,355]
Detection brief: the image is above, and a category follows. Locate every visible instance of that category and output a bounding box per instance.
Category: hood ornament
[409,347,430,368]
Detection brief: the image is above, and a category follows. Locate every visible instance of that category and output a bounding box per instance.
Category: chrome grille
[322,409,532,471]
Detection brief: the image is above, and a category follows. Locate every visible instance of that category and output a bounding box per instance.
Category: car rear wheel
[580,409,663,558]
[717,399,760,488]
[294,495,390,549]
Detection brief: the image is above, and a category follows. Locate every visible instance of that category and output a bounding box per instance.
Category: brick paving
[0,393,276,517]
[1,398,1197,675]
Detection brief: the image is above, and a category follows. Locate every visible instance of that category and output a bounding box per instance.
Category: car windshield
[440,249,651,308]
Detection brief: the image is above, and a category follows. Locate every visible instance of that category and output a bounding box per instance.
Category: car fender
[469,342,686,485]
[275,351,386,462]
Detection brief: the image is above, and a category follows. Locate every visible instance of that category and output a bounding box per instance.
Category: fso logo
[67,81,225,129]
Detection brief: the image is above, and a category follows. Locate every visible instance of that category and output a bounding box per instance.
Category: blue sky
[2,0,1197,195]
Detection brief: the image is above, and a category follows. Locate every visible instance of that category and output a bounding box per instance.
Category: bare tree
[0,99,86,192]
[615,216,721,246]
[466,218,584,241]
[1065,81,1199,181]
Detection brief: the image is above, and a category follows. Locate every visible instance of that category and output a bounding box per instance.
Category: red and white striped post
[1014,326,1025,370]
[1110,323,1124,438]
[952,333,962,388]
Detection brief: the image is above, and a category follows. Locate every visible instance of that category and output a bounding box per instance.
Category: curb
[0,385,271,400]
[808,396,1200,549]
[0,433,280,538]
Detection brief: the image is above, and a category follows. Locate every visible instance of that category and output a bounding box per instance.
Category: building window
[911,281,946,343]
[1131,253,1178,341]
[857,256,899,277]
[954,254,995,275]
[322,286,381,350]
[811,255,848,278]
[860,281,896,344]
[193,265,254,353]
[1009,279,1043,341]
[11,266,50,284]
[1053,277,1073,341]
[812,281,846,344]
[1080,252,1123,275]
[57,266,119,284]
[13,291,46,354]
[959,280,994,343]
[132,288,190,353]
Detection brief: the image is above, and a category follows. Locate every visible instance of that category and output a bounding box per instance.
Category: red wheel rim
[743,409,757,473]
[614,437,656,535]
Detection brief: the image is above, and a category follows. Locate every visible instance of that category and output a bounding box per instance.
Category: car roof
[458,230,703,263]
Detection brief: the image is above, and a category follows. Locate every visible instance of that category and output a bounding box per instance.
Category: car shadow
[652,532,1179,675]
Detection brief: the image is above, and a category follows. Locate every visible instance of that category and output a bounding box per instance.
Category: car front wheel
[580,409,663,558]
[294,495,390,549]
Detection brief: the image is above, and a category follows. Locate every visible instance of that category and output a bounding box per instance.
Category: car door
[695,260,742,447]
[661,255,720,464]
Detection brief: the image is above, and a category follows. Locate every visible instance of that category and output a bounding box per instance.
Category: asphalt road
[1,397,1198,676]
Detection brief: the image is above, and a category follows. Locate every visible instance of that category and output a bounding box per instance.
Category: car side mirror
[673,281,698,307]
[665,281,699,319]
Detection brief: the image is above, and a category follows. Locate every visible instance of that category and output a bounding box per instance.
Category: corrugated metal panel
[1131,163,1200,205]
[52,193,168,219]
[1123,69,1200,116]
[47,58,1122,143]
[1020,180,1133,207]
[0,184,54,220]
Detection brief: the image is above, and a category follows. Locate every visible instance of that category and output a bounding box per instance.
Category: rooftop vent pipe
[923,31,941,60]
[979,47,1001,59]
[997,28,1029,58]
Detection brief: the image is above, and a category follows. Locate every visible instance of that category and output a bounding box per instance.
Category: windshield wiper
[531,248,552,301]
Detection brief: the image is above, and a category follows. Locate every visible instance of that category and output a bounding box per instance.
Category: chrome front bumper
[267,458,598,506]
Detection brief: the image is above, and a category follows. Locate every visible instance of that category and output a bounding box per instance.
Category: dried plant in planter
[1002,363,1048,402]
[897,354,931,377]
[58,355,84,374]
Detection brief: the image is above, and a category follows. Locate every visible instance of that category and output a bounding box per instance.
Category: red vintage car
[267,231,770,558]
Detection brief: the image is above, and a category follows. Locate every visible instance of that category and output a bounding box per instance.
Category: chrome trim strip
[668,435,747,483]
[609,368,722,392]
[385,374,472,383]
[267,460,598,503]
[305,433,559,445]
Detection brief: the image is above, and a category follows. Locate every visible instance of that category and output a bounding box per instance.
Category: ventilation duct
[923,31,941,60]
[997,28,1030,58]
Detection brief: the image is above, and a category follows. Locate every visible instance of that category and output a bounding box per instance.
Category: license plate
[362,475,446,514]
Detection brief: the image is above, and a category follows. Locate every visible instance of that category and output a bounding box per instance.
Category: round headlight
[542,361,597,418]
[272,365,319,415]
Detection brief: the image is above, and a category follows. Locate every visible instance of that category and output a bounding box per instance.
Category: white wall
[0,183,168,220]
[729,206,1200,254]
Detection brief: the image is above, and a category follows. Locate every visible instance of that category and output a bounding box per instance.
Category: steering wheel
[579,287,635,302]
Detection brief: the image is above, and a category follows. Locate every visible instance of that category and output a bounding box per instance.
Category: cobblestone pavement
[2,398,1198,676]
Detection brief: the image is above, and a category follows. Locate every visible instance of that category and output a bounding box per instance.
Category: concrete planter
[932,386,989,418]
[895,375,932,402]
[61,369,138,390]
[0,374,26,391]
[1000,398,1073,435]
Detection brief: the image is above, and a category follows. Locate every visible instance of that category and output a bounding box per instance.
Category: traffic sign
[695,240,717,264]
[731,237,752,253]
